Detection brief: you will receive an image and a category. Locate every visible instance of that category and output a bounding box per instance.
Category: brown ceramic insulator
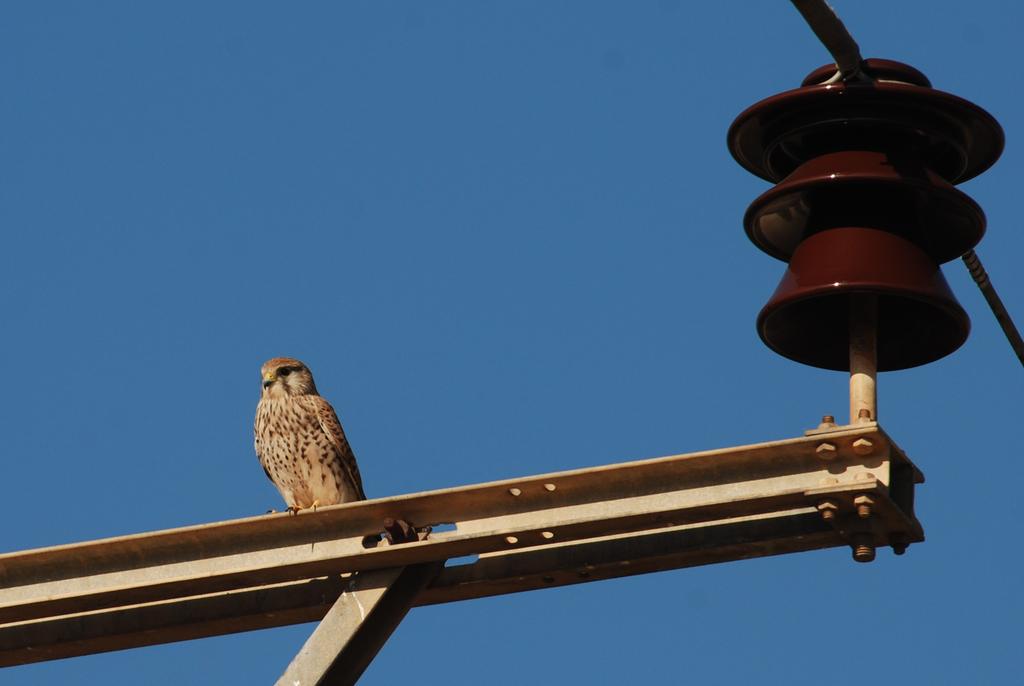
[727,59,1003,184]
[802,59,931,87]
[757,227,969,371]
[744,150,986,263]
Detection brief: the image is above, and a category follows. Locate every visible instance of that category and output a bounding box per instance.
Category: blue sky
[2,2,1021,683]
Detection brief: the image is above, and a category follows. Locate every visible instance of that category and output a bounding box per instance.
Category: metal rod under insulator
[849,295,878,423]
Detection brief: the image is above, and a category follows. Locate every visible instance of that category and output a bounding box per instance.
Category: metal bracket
[276,562,442,686]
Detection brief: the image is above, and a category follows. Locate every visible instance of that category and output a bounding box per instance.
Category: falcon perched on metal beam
[254,357,365,512]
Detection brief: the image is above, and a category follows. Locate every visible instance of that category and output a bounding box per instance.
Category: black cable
[962,250,1024,368]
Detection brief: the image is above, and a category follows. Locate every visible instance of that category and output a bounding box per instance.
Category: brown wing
[253,401,274,483]
[299,395,366,500]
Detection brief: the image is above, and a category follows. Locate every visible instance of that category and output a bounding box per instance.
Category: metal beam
[0,423,924,668]
[0,511,842,666]
[276,563,442,686]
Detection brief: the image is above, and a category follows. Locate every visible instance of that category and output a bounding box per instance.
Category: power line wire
[789,0,864,80]
[961,250,1024,367]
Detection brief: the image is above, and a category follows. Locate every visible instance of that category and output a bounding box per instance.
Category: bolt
[852,438,874,455]
[505,536,519,545]
[816,500,840,522]
[891,533,909,555]
[508,488,522,496]
[816,415,836,431]
[543,483,557,492]
[816,442,838,460]
[853,543,876,562]
[853,495,875,519]
[852,533,876,563]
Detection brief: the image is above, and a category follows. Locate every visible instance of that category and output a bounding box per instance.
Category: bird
[254,357,365,512]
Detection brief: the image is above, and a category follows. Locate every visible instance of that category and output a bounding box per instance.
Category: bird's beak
[262,372,276,388]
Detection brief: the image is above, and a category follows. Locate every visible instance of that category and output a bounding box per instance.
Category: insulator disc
[727,59,1003,184]
[757,227,969,371]
[744,150,985,263]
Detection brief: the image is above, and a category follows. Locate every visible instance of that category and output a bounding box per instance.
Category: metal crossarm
[0,423,924,674]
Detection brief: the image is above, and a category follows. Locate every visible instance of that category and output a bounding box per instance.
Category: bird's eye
[279,367,293,377]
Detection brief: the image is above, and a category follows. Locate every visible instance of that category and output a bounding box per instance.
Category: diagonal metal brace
[276,561,443,686]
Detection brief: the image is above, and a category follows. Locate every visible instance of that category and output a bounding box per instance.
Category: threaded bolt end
[852,533,876,563]
[853,543,875,562]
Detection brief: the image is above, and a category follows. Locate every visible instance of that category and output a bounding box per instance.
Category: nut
[852,438,874,455]
[816,500,839,522]
[890,534,910,555]
[815,442,838,460]
[816,415,836,430]
[853,494,875,519]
